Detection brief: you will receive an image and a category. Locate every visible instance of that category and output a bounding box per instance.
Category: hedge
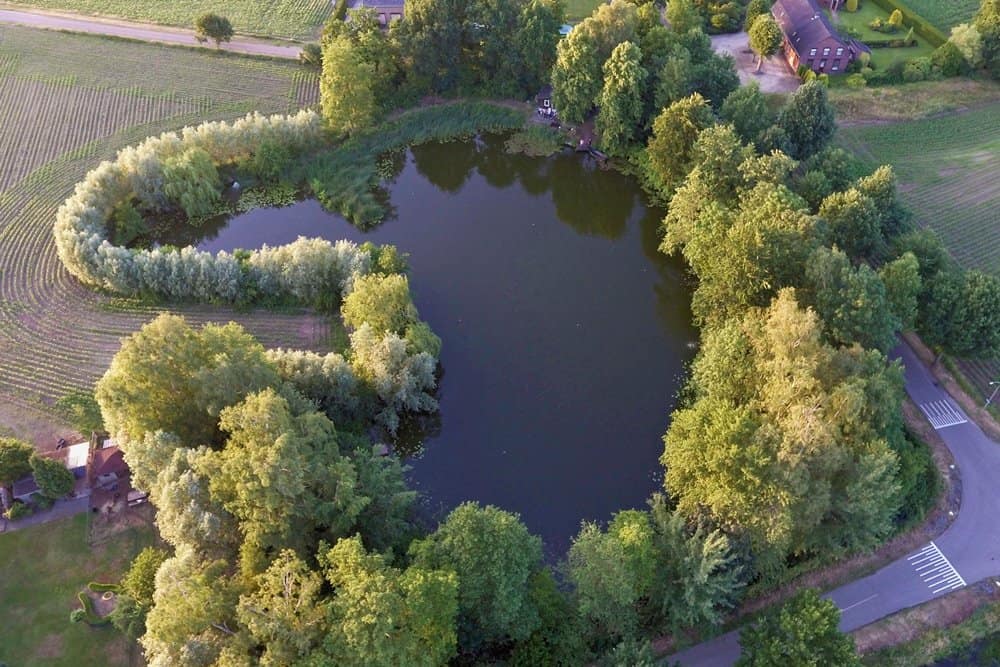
[865,38,919,48]
[76,591,111,626]
[866,0,947,47]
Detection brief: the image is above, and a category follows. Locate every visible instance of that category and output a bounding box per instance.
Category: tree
[0,438,33,511]
[597,41,649,154]
[950,23,985,68]
[509,570,588,667]
[888,8,904,28]
[342,273,419,334]
[744,0,770,30]
[777,80,836,160]
[737,589,861,666]
[975,0,1000,77]
[818,187,884,260]
[719,82,774,146]
[691,52,741,109]
[666,0,703,33]
[111,547,169,640]
[321,34,377,135]
[30,455,75,499]
[922,270,1000,358]
[161,147,220,219]
[409,502,543,650]
[646,93,715,198]
[879,252,922,330]
[551,26,602,122]
[194,13,234,48]
[748,14,782,71]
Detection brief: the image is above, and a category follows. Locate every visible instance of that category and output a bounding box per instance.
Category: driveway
[711,31,800,94]
[669,339,1000,665]
[0,7,302,59]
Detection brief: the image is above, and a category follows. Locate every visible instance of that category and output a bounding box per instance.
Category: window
[819,59,827,70]
[822,47,831,56]
[832,59,840,71]
[809,48,817,56]
[543,99,550,108]
[390,12,402,22]
[836,47,844,56]
[378,12,387,25]
[807,59,815,69]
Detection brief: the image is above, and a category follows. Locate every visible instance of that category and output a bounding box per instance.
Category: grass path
[0,25,327,414]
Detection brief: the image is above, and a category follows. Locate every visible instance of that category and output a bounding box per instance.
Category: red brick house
[346,0,404,27]
[771,0,869,74]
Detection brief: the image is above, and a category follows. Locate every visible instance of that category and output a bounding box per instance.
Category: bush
[845,0,858,11]
[888,8,904,27]
[193,13,234,47]
[69,609,86,624]
[903,56,933,81]
[4,501,32,521]
[35,494,54,510]
[299,42,322,67]
[931,41,967,76]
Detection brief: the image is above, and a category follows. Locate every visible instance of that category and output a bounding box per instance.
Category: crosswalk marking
[919,399,967,430]
[907,541,966,594]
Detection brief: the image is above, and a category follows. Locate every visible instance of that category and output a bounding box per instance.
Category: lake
[183,135,696,554]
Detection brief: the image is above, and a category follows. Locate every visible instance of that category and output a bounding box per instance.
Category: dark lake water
[184,135,697,554]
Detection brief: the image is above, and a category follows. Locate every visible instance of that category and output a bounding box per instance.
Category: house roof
[347,0,405,8]
[92,446,128,479]
[12,476,38,498]
[772,0,847,57]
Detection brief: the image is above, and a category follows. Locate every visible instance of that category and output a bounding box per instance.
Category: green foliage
[30,455,74,499]
[719,82,774,147]
[738,589,861,666]
[847,0,858,11]
[778,80,836,160]
[597,41,649,154]
[889,8,905,27]
[410,502,543,650]
[879,252,922,329]
[745,0,771,31]
[920,268,1000,358]
[509,570,588,667]
[4,501,32,521]
[300,42,323,67]
[667,0,704,33]
[161,147,221,220]
[121,547,169,608]
[342,273,420,335]
[748,14,783,69]
[0,438,34,487]
[109,199,144,246]
[321,35,377,136]
[976,0,1000,77]
[505,126,565,157]
[602,637,657,666]
[54,391,104,435]
[75,591,110,626]
[646,93,715,199]
[932,39,969,75]
[193,13,234,47]
[248,138,296,183]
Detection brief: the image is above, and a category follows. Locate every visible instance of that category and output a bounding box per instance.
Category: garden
[826,1,935,68]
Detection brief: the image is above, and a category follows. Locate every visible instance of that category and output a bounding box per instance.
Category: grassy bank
[2,0,331,40]
[0,513,154,666]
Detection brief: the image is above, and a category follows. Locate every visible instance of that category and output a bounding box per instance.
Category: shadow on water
[163,134,697,555]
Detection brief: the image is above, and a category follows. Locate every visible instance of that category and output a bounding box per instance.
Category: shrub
[299,42,322,67]
[35,494,54,510]
[931,41,967,76]
[888,8,904,27]
[69,609,86,624]
[162,147,221,220]
[342,273,419,335]
[4,501,32,521]
[193,13,234,47]
[903,56,933,81]
[845,0,858,11]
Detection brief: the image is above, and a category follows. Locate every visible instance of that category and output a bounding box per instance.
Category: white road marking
[918,399,968,429]
[907,541,966,594]
[838,593,878,613]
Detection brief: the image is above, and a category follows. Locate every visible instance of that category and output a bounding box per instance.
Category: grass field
[3,0,331,40]
[829,79,1000,123]
[896,0,980,32]
[827,4,935,68]
[565,0,606,21]
[837,104,1000,273]
[0,514,155,666]
[0,25,329,415]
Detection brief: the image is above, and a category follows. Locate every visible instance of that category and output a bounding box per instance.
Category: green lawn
[565,0,606,22]
[4,0,332,40]
[837,104,1000,274]
[0,514,155,666]
[826,4,935,68]
[896,0,979,31]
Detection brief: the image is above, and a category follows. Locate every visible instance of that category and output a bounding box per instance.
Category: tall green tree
[879,252,922,331]
[321,34,377,135]
[666,0,703,33]
[409,502,543,650]
[737,589,861,666]
[744,0,771,31]
[975,0,1000,77]
[193,13,234,48]
[0,438,33,511]
[597,41,649,154]
[748,14,783,71]
[719,82,774,146]
[646,93,715,198]
[778,80,836,160]
[30,455,75,499]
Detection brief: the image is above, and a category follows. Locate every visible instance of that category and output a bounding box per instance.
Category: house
[771,0,869,74]
[346,0,404,27]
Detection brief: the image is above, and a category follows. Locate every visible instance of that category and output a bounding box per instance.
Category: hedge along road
[670,340,1000,666]
[0,8,303,59]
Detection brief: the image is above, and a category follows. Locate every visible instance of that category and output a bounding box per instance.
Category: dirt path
[0,6,303,59]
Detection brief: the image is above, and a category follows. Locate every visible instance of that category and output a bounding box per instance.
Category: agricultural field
[897,0,980,32]
[0,25,326,418]
[0,513,154,666]
[3,0,332,40]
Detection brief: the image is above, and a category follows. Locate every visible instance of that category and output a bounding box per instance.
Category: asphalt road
[0,8,302,59]
[671,340,1000,665]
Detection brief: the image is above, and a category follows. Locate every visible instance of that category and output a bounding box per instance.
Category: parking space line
[908,541,966,595]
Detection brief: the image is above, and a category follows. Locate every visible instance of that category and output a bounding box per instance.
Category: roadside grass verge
[836,103,1000,274]
[2,0,331,40]
[0,513,154,666]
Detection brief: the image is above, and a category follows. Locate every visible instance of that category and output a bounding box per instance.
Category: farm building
[346,0,404,26]
[771,0,869,74]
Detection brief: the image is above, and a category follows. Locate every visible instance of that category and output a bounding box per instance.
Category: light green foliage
[888,8,904,27]
[931,40,969,75]
[122,547,169,609]
[950,22,985,66]
[248,138,296,183]
[30,455,75,499]
[804,247,898,351]
[109,200,145,246]
[819,187,884,260]
[920,269,1000,358]
[194,12,234,47]
[55,390,105,436]
[404,321,443,357]
[748,14,783,70]
[666,0,703,33]
[976,0,1000,77]
[342,273,419,335]
[745,0,770,30]
[410,502,543,650]
[646,93,715,198]
[719,82,774,147]
[778,80,836,160]
[597,41,649,154]
[738,589,861,666]
[880,252,922,330]
[96,314,280,446]
[317,536,459,667]
[604,637,657,666]
[266,348,359,424]
[237,550,328,666]
[161,147,221,220]
[0,438,34,510]
[321,35,377,135]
